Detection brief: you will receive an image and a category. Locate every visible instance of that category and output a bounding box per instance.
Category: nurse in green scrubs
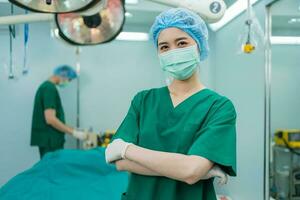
[31,65,88,159]
[106,8,237,200]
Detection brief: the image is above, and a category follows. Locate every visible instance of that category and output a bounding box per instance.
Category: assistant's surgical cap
[54,65,77,80]
[150,8,209,61]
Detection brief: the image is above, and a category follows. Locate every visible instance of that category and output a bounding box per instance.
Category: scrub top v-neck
[164,87,210,111]
[113,86,237,200]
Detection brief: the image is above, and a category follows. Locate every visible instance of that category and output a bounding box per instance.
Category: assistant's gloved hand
[202,165,228,185]
[105,139,132,164]
[72,129,88,140]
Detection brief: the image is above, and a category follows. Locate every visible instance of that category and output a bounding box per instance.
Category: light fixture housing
[209,0,260,31]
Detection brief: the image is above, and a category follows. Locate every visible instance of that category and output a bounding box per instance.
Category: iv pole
[75,47,81,149]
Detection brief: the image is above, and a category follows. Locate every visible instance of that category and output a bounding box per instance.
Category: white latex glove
[202,165,228,185]
[105,139,132,164]
[72,129,88,140]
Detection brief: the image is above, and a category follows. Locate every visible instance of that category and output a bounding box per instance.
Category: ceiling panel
[0,0,238,31]
[224,0,237,8]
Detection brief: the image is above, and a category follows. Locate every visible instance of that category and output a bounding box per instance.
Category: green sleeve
[42,85,58,110]
[112,93,142,145]
[188,100,237,176]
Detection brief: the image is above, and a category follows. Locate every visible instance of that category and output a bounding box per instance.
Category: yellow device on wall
[275,129,300,149]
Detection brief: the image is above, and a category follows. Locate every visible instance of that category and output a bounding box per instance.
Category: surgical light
[55,0,125,45]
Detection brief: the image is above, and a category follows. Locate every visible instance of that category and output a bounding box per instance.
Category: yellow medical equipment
[275,129,300,149]
[237,0,264,55]
[241,19,256,54]
[101,130,115,147]
[243,40,256,54]
[272,130,300,199]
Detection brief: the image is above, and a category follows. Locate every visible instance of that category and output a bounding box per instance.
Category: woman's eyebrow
[175,37,188,42]
[158,41,168,46]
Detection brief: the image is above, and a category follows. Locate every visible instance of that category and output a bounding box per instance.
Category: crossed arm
[115,144,213,185]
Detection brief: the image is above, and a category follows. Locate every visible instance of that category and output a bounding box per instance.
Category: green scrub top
[31,81,65,148]
[113,87,237,200]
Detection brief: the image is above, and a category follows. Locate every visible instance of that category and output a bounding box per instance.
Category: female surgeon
[105,8,237,200]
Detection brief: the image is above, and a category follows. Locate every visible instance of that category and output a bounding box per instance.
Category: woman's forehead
[158,27,193,43]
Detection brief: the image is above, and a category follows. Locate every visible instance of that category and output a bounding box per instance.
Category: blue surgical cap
[54,65,77,80]
[150,8,209,61]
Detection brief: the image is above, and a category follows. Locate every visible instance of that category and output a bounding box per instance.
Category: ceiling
[124,0,237,31]
[0,0,238,32]
[0,0,238,16]
[224,0,237,7]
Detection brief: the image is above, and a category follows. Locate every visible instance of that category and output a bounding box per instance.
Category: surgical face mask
[159,45,200,80]
[58,80,69,88]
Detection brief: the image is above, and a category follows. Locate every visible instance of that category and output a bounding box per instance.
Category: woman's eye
[160,46,168,51]
[178,41,187,47]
